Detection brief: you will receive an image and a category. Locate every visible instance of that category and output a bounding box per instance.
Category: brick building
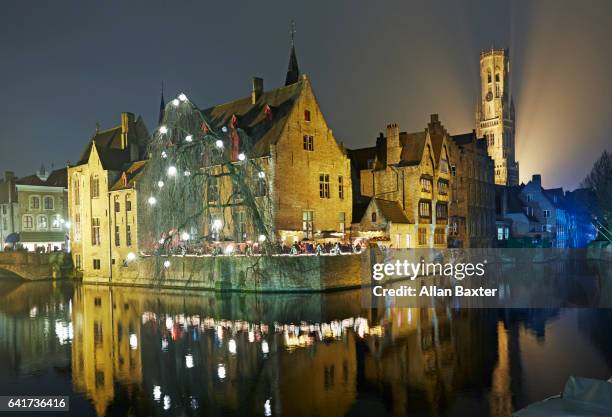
[448,131,496,248]
[351,115,453,248]
[67,112,149,278]
[199,48,352,244]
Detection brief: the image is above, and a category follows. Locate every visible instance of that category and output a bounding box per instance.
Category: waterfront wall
[0,251,73,280]
[85,252,372,292]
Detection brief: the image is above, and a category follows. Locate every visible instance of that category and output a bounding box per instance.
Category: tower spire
[285,20,300,86]
[158,81,165,125]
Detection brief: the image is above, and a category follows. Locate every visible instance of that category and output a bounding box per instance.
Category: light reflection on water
[0,279,611,417]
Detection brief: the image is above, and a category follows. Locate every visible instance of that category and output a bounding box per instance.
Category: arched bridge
[0,252,73,280]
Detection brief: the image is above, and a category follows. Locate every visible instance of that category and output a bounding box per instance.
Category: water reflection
[0,280,611,417]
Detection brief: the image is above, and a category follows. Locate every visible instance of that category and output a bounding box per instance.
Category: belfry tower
[476,49,519,186]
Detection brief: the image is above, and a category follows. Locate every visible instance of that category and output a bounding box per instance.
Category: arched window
[29,196,40,210]
[487,69,492,83]
[37,215,48,230]
[44,196,54,210]
[91,175,100,198]
[371,212,377,223]
[73,175,80,205]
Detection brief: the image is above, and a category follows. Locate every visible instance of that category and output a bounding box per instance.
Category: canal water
[0,279,611,417]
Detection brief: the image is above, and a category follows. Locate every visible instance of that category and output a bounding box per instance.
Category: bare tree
[581,150,612,235]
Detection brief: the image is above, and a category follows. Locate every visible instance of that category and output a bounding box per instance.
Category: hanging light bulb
[161,151,168,159]
[215,140,224,148]
[159,238,165,244]
[159,125,168,134]
[148,196,157,205]
[238,153,246,161]
[127,252,136,261]
[181,232,190,241]
[258,171,265,178]
[213,219,223,230]
[185,135,193,142]
[167,166,177,176]
[163,260,171,268]
[157,180,164,188]
[258,234,266,243]
[178,93,187,102]
[184,170,191,177]
[172,99,179,106]
[221,126,228,133]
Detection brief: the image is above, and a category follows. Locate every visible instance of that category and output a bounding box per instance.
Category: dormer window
[304,110,311,122]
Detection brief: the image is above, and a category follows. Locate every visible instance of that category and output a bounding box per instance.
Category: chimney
[386,123,401,165]
[251,77,264,104]
[4,171,14,182]
[121,112,134,150]
[532,174,542,187]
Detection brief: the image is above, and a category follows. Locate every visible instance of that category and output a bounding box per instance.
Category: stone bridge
[0,251,73,280]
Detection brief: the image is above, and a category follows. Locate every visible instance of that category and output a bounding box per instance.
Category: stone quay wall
[0,251,74,280]
[84,252,377,292]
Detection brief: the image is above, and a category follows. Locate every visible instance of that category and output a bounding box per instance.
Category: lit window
[419,201,431,218]
[438,180,448,195]
[303,135,314,151]
[302,210,314,239]
[497,227,504,240]
[37,215,48,230]
[420,178,432,192]
[30,196,40,210]
[319,174,330,198]
[92,218,101,245]
[23,215,33,229]
[434,228,446,245]
[91,176,100,198]
[126,225,132,246]
[418,228,427,246]
[435,203,448,219]
[338,212,346,233]
[44,196,54,210]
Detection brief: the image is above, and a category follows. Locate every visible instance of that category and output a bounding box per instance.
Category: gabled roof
[110,160,147,191]
[399,131,427,166]
[543,188,566,209]
[347,147,377,171]
[372,198,410,224]
[75,115,149,171]
[16,168,67,188]
[45,168,68,187]
[15,174,45,186]
[201,80,304,157]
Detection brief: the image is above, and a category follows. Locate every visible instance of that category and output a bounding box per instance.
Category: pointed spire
[158,81,165,125]
[285,20,300,86]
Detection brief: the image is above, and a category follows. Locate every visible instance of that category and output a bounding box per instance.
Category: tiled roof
[110,160,147,191]
[201,80,304,157]
[374,198,410,224]
[399,131,427,166]
[75,115,149,171]
[16,168,67,188]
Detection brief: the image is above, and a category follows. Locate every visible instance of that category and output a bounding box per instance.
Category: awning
[19,232,66,243]
[4,233,19,243]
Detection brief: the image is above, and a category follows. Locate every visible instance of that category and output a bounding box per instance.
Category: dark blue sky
[1,0,610,189]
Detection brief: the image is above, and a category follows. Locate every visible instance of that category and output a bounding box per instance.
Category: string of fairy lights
[132,93,274,276]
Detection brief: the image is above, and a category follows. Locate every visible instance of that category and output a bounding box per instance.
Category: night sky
[1,0,610,189]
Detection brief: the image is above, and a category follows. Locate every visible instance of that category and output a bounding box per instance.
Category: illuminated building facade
[476,49,519,186]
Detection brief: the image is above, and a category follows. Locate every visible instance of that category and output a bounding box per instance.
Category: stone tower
[475,49,519,186]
